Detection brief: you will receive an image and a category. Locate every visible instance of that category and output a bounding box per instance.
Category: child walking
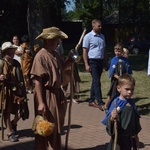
[104,43,132,110]
[0,42,28,142]
[102,74,141,150]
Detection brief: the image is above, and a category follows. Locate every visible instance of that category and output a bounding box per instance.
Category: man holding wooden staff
[30,26,75,150]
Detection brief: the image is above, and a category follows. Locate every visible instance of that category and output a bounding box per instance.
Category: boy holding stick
[102,74,141,150]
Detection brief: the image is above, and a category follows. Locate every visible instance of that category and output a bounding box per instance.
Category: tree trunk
[27,0,52,56]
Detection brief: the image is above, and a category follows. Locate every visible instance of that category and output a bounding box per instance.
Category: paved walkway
[0,93,150,150]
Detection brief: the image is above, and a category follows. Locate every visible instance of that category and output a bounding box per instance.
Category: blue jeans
[89,59,104,105]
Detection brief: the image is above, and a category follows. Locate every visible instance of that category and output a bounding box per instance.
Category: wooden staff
[75,28,87,51]
[0,59,5,140]
[64,62,74,150]
[65,28,86,150]
[113,99,118,150]
[119,59,122,76]
[1,83,5,140]
[113,59,122,149]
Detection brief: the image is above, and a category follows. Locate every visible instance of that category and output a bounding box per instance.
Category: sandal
[7,132,18,142]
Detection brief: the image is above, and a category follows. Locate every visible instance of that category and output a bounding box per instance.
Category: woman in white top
[12,35,23,63]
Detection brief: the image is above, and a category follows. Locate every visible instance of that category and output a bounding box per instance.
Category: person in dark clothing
[102,74,141,150]
[0,42,28,142]
[104,43,132,110]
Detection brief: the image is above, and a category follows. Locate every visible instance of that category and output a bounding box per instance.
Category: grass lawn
[76,53,150,116]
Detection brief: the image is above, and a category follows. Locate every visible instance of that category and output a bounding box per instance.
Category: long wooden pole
[113,99,118,150]
[113,60,122,149]
[75,28,86,51]
[64,62,74,150]
[64,28,86,150]
[1,82,5,140]
[0,60,5,140]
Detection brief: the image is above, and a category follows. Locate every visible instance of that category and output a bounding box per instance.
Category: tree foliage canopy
[66,0,150,28]
[0,0,69,45]
[0,0,150,46]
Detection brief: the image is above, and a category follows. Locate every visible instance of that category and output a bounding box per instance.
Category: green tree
[65,0,150,27]
[27,0,68,55]
[65,0,102,29]
[0,0,28,44]
[65,0,120,29]
[0,0,68,52]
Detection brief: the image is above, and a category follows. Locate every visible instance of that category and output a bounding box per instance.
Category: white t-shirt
[13,45,22,63]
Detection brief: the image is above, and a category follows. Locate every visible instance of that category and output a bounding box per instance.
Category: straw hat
[36,27,68,40]
[1,42,17,52]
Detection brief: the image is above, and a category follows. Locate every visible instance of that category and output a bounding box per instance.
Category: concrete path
[0,93,150,150]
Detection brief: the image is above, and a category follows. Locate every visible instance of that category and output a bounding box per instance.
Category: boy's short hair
[114,42,124,51]
[118,74,135,86]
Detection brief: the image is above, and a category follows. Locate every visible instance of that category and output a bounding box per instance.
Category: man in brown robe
[30,27,73,150]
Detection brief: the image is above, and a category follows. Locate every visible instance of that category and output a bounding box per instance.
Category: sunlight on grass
[75,53,150,115]
[132,70,150,115]
[78,69,150,115]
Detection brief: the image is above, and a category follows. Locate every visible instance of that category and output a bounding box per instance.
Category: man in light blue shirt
[82,19,107,111]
